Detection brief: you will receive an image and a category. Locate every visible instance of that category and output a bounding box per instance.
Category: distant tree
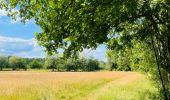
[17,58,27,70]
[64,59,76,71]
[0,56,8,71]
[75,57,87,71]
[64,56,100,72]
[29,60,42,69]
[106,50,131,71]
[98,61,106,70]
[8,56,26,70]
[45,56,58,71]
[86,57,100,71]
[106,51,118,71]
[9,56,18,70]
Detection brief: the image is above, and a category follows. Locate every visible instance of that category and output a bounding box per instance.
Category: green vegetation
[0,56,8,71]
[45,56,59,71]
[9,56,27,70]
[94,77,158,100]
[0,55,101,72]
[1,0,170,99]
[29,60,43,69]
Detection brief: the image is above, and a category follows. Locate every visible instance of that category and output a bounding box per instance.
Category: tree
[0,56,8,71]
[86,57,100,71]
[29,60,42,69]
[107,49,131,71]
[44,56,58,71]
[64,58,77,71]
[9,56,18,70]
[17,58,27,70]
[75,57,87,71]
[3,0,170,99]
[106,50,118,71]
[106,40,156,72]
[8,56,26,70]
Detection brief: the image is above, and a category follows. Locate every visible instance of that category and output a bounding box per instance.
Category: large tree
[1,0,170,99]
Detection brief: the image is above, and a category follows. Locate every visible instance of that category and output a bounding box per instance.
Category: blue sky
[0,9,106,61]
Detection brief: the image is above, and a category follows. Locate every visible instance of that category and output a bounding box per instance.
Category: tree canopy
[2,0,169,57]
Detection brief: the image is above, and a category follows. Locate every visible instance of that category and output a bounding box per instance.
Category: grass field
[0,71,158,100]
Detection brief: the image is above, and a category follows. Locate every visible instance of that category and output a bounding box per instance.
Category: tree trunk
[151,36,168,100]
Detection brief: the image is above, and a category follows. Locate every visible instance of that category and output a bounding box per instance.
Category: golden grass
[0,71,157,100]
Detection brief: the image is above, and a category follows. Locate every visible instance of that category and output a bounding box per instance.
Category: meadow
[0,71,158,100]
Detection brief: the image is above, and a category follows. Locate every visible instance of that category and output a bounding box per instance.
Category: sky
[0,9,107,61]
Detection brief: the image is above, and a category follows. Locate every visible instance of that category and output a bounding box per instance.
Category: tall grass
[0,71,158,100]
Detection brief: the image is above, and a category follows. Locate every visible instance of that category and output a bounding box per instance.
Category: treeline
[0,56,44,70]
[0,55,102,72]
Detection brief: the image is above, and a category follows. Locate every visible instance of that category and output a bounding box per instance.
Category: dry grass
[0,71,157,100]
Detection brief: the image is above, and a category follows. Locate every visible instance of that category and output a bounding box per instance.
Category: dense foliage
[106,40,156,72]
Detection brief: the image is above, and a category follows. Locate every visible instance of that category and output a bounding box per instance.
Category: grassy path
[85,73,157,100]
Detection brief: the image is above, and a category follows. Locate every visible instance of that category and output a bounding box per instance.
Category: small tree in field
[45,56,58,72]
[0,56,8,71]
[29,60,42,69]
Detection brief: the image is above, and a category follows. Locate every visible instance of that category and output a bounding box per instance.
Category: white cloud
[0,35,45,58]
[0,35,35,43]
[0,35,107,60]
